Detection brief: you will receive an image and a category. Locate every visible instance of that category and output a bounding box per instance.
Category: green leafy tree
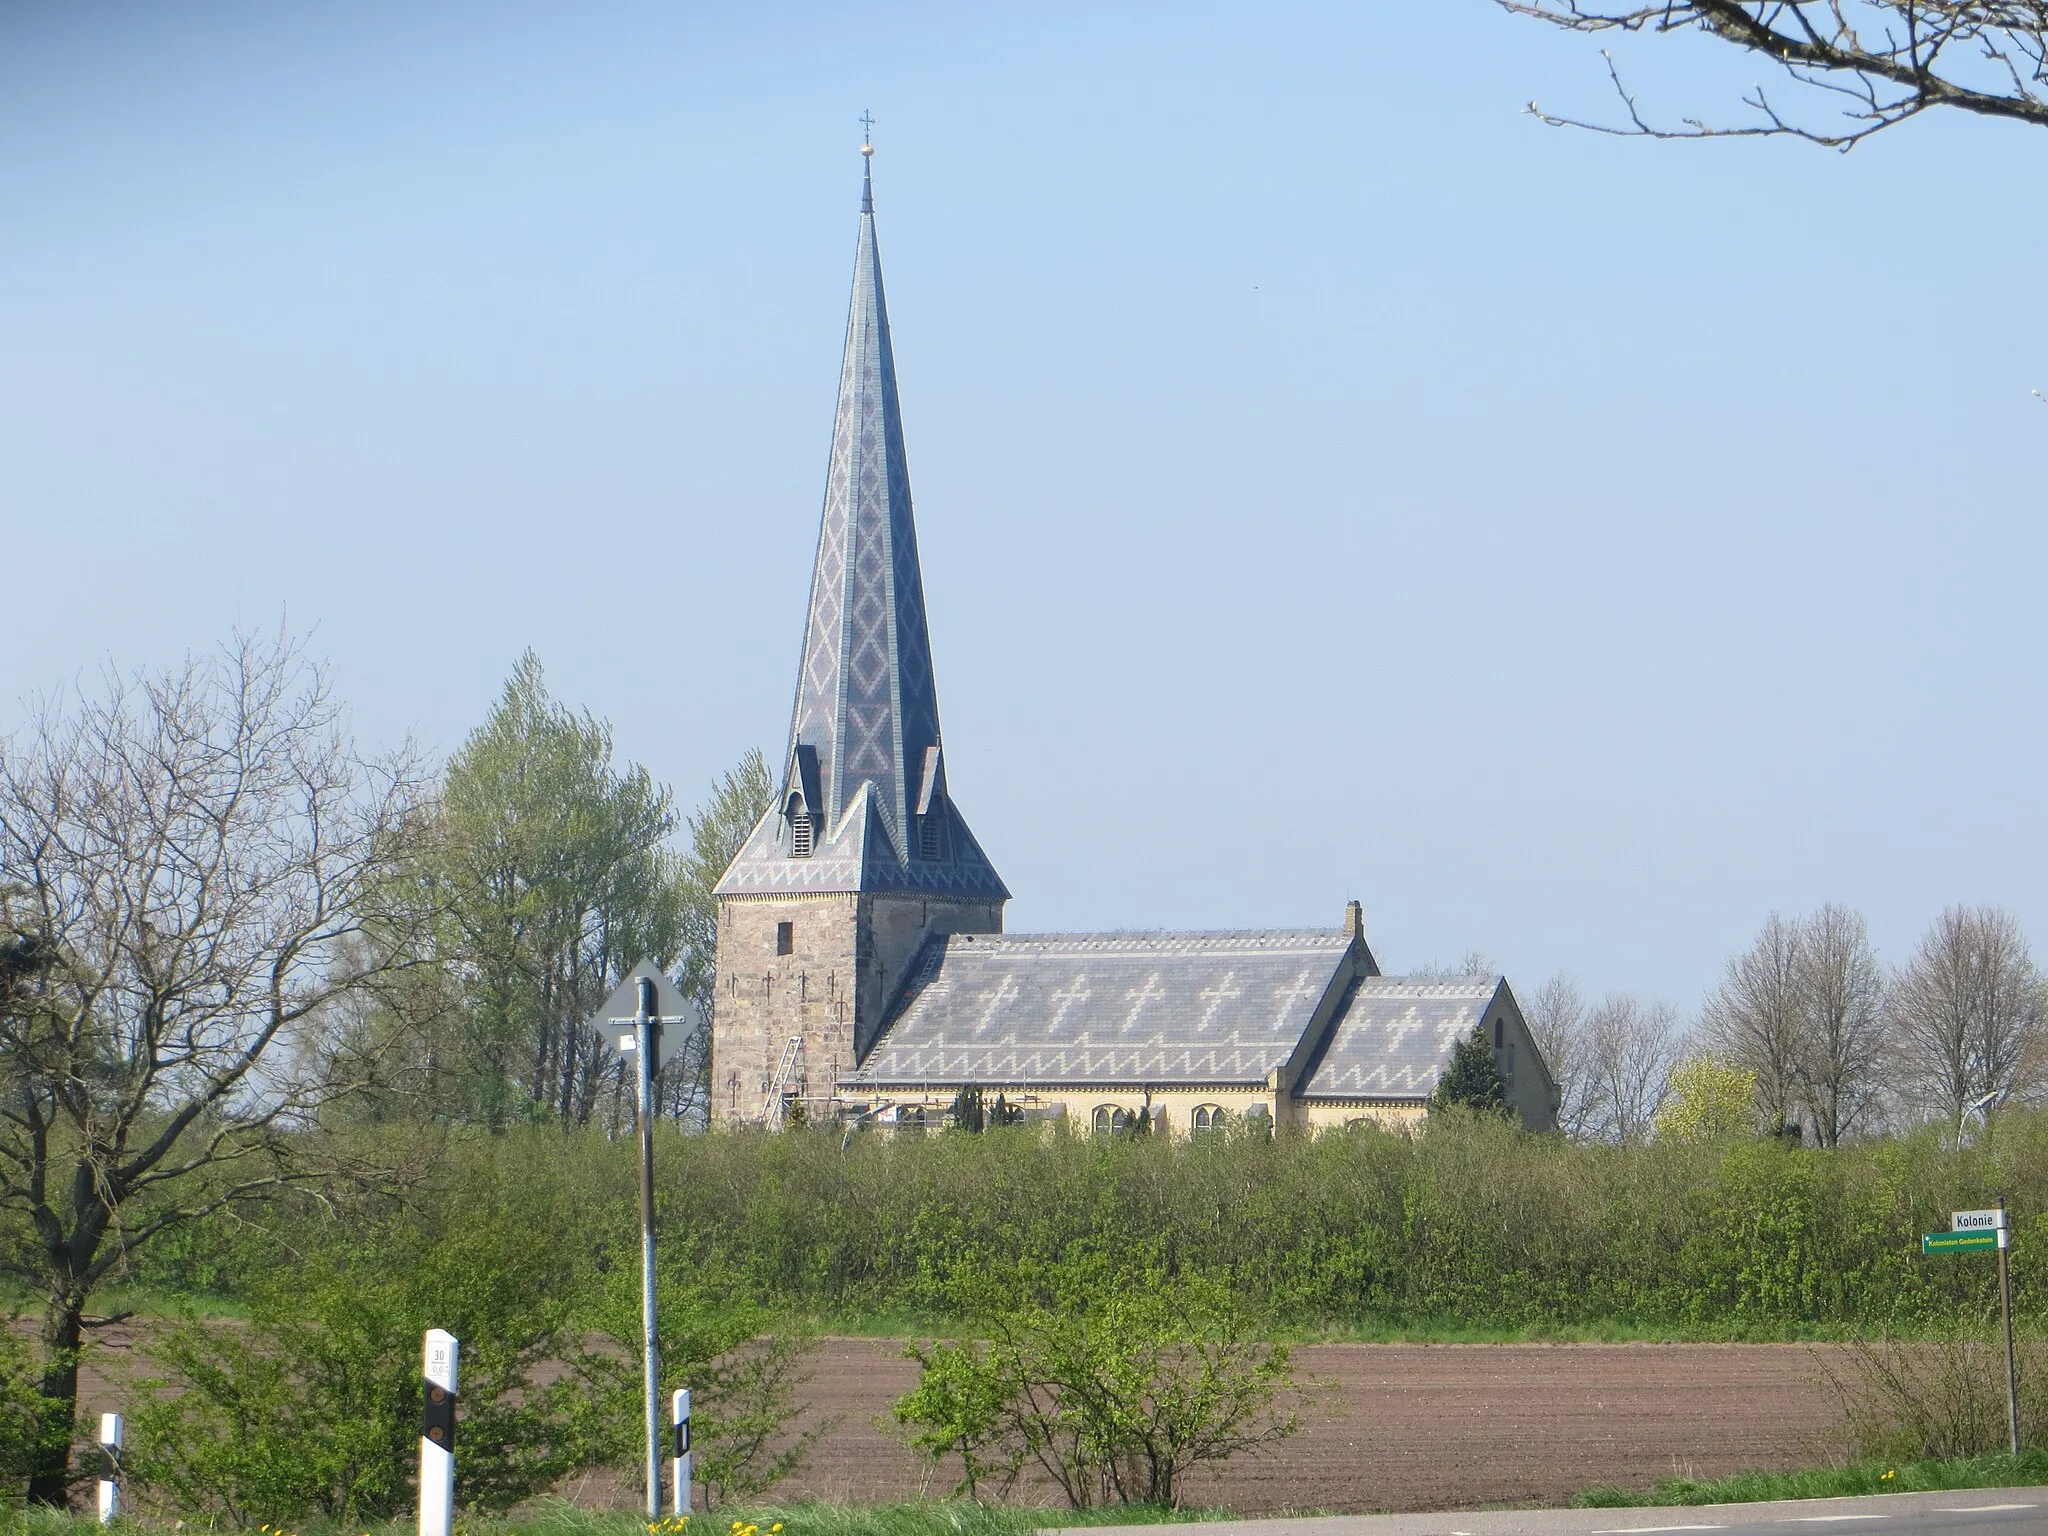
[1655,1056,1760,1144]
[1430,1025,1510,1117]
[421,653,687,1128]
[666,748,772,1118]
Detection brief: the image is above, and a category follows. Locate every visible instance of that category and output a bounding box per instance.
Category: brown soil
[61,1327,1843,1515]
[772,1339,1842,1514]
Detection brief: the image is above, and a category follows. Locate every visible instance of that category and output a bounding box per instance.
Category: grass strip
[0,1499,1225,1536]
[1574,1451,2048,1508]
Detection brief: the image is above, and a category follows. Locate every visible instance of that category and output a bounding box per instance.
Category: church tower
[710,143,1008,1125]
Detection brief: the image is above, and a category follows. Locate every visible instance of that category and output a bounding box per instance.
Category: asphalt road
[1046,1490,2048,1536]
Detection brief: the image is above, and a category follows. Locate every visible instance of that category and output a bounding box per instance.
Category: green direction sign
[1924,1230,1999,1255]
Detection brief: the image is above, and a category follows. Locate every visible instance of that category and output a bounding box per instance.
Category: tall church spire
[788,135,939,843]
[715,143,1007,903]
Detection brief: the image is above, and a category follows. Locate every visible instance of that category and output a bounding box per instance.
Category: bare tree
[1792,903,1888,1147]
[1890,905,2047,1135]
[0,632,425,1504]
[1583,993,1686,1143]
[1522,971,1602,1137]
[1700,913,1804,1135]
[1499,3,2048,149]
[1410,949,1503,981]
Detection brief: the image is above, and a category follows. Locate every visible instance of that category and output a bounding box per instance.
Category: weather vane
[859,109,875,156]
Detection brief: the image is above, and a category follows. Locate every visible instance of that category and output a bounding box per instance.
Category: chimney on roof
[1343,900,1364,939]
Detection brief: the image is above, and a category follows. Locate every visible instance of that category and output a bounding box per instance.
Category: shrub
[126,1177,593,1522]
[0,1323,68,1505]
[1818,1330,2048,1461]
[895,1254,1302,1507]
[572,1263,828,1507]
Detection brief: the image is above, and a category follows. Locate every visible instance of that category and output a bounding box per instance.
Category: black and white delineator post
[589,960,698,1518]
[671,1388,692,1512]
[419,1328,459,1536]
[96,1412,121,1524]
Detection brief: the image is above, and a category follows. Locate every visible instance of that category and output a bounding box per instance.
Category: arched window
[787,794,814,858]
[1244,1103,1272,1136]
[1191,1104,1225,1135]
[1091,1105,1129,1137]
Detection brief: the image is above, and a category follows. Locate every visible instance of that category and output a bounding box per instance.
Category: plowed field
[68,1331,1844,1514]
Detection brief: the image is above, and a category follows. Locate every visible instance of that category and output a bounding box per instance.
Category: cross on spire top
[859,110,876,153]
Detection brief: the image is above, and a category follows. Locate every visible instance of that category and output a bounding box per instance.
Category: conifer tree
[949,1085,987,1133]
[1429,1025,1510,1117]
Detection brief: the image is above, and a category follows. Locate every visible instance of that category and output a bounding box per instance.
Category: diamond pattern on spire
[719,163,1007,906]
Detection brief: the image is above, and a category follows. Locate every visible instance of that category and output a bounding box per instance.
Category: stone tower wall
[711,893,860,1125]
[712,891,1003,1124]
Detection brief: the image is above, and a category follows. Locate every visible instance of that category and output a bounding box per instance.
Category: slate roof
[846,930,1359,1086]
[714,781,1011,899]
[1294,977,1503,1100]
[717,154,1006,905]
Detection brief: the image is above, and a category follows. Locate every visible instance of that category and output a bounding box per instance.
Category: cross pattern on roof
[1295,978,1500,1099]
[851,930,1353,1085]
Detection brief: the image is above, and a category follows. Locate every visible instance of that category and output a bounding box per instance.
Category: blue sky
[4,2,2044,1009]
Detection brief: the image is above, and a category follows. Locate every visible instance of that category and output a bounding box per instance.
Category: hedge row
[123,1112,2048,1334]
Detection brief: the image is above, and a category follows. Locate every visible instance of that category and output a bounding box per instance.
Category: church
[711,147,1557,1136]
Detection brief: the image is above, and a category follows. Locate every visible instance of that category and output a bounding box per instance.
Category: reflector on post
[672,1387,692,1512]
[419,1329,459,1536]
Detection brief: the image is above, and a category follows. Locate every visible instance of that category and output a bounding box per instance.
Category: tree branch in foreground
[1501,2,2048,148]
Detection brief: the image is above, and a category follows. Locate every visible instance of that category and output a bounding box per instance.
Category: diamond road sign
[1924,1230,2000,1255]
[586,958,701,1072]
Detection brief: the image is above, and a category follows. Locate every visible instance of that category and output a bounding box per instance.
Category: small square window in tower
[776,921,794,956]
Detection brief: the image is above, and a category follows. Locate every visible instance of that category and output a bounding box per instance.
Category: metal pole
[2000,1193,2020,1456]
[637,977,662,1518]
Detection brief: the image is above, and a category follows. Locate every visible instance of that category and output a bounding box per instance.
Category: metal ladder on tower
[762,1034,803,1126]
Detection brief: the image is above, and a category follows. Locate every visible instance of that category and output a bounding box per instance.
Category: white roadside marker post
[96,1412,121,1524]
[671,1388,692,1512]
[419,1329,459,1536]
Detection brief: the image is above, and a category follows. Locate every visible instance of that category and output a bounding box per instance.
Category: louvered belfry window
[919,812,942,860]
[788,796,813,858]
